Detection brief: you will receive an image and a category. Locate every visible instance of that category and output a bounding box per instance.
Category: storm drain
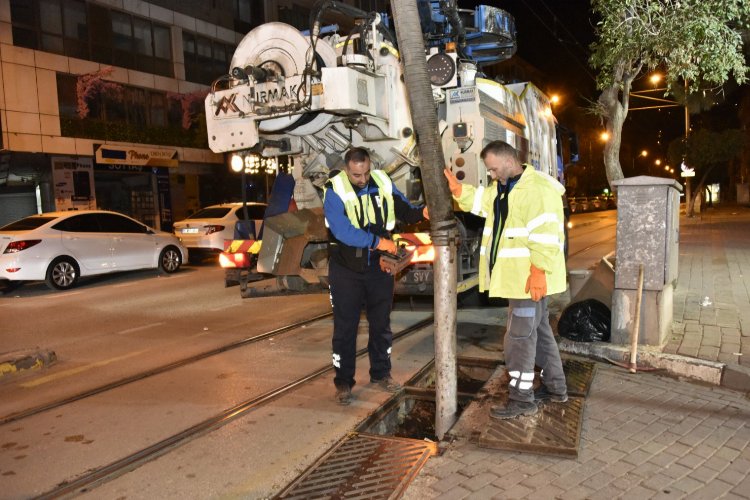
[563,357,597,397]
[472,396,586,457]
[464,358,596,457]
[275,432,437,499]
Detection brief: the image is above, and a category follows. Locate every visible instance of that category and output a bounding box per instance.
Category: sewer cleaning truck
[204,0,564,297]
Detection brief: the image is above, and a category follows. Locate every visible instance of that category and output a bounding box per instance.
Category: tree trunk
[600,84,626,187]
[687,165,715,217]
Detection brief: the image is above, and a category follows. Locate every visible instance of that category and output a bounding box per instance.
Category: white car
[173,202,267,258]
[0,210,187,290]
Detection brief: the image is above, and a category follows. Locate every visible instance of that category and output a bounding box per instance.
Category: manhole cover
[471,396,586,457]
[275,433,436,499]
[464,358,596,457]
[564,358,596,397]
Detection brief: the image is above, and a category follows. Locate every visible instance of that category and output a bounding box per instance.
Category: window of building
[56,73,182,130]
[10,0,172,78]
[183,32,234,86]
[234,0,263,32]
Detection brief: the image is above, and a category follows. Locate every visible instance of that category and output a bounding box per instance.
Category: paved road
[0,217,628,498]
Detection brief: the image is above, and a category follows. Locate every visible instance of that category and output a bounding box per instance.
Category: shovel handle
[629,264,645,373]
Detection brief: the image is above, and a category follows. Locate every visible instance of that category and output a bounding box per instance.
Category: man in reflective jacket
[324,147,427,405]
[444,140,568,418]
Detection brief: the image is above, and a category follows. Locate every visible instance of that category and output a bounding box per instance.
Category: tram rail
[33,316,434,499]
[1,312,333,426]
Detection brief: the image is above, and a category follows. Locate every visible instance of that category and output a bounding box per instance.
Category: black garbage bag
[558,299,611,342]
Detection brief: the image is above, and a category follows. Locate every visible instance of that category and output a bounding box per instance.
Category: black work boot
[489,399,538,420]
[335,385,352,405]
[534,385,569,403]
[370,375,402,393]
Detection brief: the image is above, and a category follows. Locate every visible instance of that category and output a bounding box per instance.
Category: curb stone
[558,339,725,385]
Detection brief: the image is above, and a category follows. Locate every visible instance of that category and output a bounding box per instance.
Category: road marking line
[20,349,151,388]
[43,291,83,299]
[116,322,164,335]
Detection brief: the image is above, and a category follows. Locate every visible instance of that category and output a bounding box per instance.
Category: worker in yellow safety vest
[444,140,568,419]
[324,147,428,406]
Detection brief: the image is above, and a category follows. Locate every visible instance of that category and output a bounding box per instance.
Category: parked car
[173,202,267,260]
[0,210,186,290]
[588,196,604,211]
[568,197,590,213]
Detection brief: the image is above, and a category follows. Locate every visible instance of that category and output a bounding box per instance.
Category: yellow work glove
[525,264,547,301]
[443,168,462,197]
[375,237,397,255]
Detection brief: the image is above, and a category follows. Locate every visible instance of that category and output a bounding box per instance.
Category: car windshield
[0,216,57,231]
[186,207,232,219]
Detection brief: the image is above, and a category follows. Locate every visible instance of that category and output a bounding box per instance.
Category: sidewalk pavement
[665,205,750,387]
[403,204,750,500]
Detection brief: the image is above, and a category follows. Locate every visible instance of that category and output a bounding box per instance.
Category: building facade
[0,0,268,228]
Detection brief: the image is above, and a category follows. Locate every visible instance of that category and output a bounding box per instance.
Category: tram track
[567,220,617,261]
[34,315,434,500]
[0,312,333,426]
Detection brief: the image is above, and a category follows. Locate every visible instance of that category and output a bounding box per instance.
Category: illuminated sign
[95,146,178,167]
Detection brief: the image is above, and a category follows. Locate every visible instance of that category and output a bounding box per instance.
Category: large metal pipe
[432,229,458,439]
[391,0,458,440]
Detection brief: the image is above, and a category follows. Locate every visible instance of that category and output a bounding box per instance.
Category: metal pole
[432,227,458,439]
[391,0,458,440]
[241,170,249,220]
[684,93,692,215]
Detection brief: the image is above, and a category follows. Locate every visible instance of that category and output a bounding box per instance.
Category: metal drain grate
[466,358,596,457]
[276,433,437,499]
[472,396,586,457]
[564,358,597,397]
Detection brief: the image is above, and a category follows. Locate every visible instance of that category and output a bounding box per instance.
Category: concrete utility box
[611,176,682,346]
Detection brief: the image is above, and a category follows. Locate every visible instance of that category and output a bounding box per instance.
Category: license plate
[181,228,199,234]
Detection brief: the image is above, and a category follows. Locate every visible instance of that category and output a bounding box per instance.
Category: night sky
[460,0,723,176]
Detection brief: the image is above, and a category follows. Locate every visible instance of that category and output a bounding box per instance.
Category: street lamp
[632,149,648,174]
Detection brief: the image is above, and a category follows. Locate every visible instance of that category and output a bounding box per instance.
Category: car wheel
[159,246,182,273]
[45,257,80,290]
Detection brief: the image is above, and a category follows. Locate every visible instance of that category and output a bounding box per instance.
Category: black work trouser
[329,258,395,389]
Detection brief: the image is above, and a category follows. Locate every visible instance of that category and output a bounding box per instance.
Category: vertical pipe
[433,230,458,439]
[390,0,458,440]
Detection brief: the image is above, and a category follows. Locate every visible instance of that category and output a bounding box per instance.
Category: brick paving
[404,363,750,499]
[665,206,750,368]
[403,204,750,499]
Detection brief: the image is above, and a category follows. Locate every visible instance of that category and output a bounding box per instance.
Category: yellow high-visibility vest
[454,166,567,299]
[324,170,396,231]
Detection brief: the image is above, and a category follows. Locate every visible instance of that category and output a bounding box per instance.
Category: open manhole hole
[275,358,498,498]
[357,357,500,440]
